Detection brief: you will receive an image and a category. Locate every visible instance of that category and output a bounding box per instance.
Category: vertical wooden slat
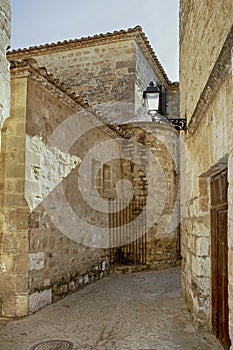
[211,169,230,350]
[211,207,218,337]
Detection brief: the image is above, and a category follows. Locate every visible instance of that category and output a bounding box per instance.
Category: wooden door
[211,169,231,350]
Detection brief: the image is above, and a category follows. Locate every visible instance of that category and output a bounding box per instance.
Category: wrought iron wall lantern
[143,81,187,131]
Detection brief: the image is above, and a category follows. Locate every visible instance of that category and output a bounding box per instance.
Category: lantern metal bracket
[167,118,187,131]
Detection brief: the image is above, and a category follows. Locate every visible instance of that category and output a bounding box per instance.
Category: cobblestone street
[0,267,223,350]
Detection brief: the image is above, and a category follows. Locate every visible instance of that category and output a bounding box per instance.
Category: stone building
[1,58,123,317]
[8,26,179,123]
[1,4,233,350]
[0,18,181,317]
[180,1,233,349]
[0,0,10,146]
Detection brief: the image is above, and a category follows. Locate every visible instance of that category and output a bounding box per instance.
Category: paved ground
[0,267,223,350]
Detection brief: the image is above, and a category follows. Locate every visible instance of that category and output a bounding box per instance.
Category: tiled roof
[10,58,89,108]
[8,26,178,86]
[10,58,129,139]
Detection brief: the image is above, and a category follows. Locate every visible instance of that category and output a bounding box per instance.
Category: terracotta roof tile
[10,58,89,108]
[10,58,128,139]
[8,26,177,86]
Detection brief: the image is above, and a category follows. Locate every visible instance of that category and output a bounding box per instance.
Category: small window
[92,159,112,197]
[92,159,101,192]
[103,164,111,192]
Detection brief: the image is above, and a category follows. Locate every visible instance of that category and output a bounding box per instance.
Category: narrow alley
[0,268,222,350]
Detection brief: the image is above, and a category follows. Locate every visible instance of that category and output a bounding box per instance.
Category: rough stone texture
[135,43,179,119]
[167,86,180,118]
[8,28,179,124]
[0,268,223,350]
[10,40,137,124]
[0,75,29,317]
[25,134,80,211]
[135,43,159,112]
[29,289,52,313]
[1,26,181,317]
[180,1,233,346]
[25,65,125,312]
[0,59,121,317]
[0,6,10,305]
[180,0,233,123]
[181,59,233,331]
[120,122,180,267]
[0,0,10,142]
[29,252,46,271]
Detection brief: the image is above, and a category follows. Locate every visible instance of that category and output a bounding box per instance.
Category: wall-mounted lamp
[143,81,187,131]
[143,81,160,116]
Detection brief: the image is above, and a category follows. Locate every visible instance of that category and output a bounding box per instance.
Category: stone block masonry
[18,40,137,124]
[0,0,10,145]
[8,27,179,124]
[25,68,124,313]
[120,122,180,268]
[180,0,233,123]
[0,59,122,317]
[180,1,233,347]
[1,25,182,317]
[0,75,29,317]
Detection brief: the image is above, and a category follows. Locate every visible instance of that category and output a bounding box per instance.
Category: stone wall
[135,44,159,112]
[120,122,180,267]
[181,73,233,328]
[31,40,135,108]
[0,0,10,145]
[0,59,127,317]
[167,86,180,119]
[0,74,29,317]
[12,40,136,124]
[134,44,179,119]
[8,28,179,124]
[1,26,182,316]
[26,71,125,314]
[180,0,233,122]
[180,0,233,345]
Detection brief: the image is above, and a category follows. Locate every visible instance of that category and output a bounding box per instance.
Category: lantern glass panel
[146,93,160,114]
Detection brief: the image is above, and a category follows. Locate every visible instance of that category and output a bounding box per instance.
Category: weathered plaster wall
[0,0,10,138]
[180,1,233,343]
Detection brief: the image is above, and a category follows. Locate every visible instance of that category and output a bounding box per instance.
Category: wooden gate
[211,169,231,350]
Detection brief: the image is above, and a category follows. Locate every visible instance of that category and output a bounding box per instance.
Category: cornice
[7,26,176,87]
[188,25,233,134]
